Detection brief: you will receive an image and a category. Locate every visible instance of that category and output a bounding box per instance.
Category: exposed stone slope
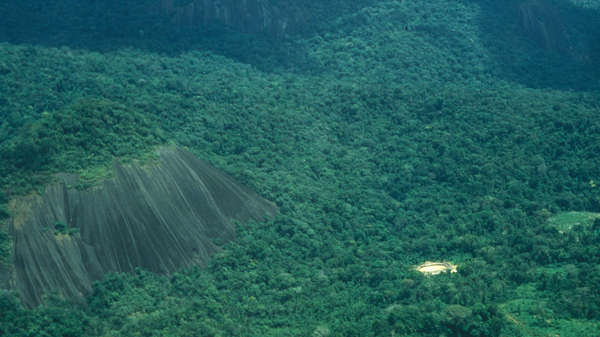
[10,147,277,307]
[159,0,304,36]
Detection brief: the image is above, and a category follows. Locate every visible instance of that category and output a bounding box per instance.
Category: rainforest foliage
[1,0,600,336]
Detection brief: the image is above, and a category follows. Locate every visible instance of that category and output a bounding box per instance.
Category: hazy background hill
[1,1,599,336]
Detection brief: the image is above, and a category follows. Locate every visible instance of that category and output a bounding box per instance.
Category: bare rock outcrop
[10,147,276,307]
[158,0,304,36]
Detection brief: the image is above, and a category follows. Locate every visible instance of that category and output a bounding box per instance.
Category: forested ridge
[1,0,599,336]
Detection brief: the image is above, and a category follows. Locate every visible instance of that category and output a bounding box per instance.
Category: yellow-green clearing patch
[547,211,600,232]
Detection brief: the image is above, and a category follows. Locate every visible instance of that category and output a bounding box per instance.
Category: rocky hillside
[9,147,276,307]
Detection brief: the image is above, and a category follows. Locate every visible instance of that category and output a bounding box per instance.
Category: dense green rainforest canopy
[1,0,600,336]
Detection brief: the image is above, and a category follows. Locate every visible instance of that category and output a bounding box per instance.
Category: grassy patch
[547,211,600,232]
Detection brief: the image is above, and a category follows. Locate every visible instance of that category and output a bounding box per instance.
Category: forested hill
[1,0,600,336]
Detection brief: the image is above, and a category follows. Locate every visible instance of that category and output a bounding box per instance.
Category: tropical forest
[0,0,599,336]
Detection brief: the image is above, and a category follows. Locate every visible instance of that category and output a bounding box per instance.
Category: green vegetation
[1,0,600,336]
[52,221,79,236]
[547,211,600,232]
